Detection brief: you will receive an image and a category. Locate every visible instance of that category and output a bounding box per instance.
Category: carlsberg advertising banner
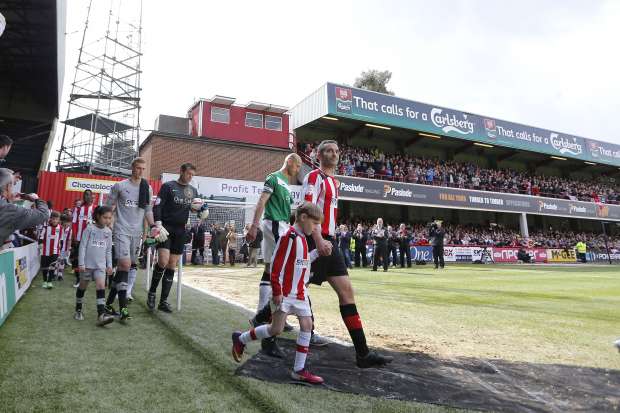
[327,83,620,167]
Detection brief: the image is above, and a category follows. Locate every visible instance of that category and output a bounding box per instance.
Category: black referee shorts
[157,223,188,255]
[307,235,349,286]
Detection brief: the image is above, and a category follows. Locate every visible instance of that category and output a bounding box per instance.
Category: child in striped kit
[75,206,114,326]
[55,214,72,281]
[232,202,324,384]
[39,211,62,289]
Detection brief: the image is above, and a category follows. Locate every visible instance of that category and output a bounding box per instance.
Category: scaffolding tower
[56,0,143,176]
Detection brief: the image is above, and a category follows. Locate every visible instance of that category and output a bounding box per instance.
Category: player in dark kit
[148,163,200,313]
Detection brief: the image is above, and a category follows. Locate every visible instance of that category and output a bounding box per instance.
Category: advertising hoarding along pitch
[328,83,620,167]
[336,175,620,221]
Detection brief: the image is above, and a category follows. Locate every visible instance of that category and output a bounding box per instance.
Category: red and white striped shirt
[302,169,339,237]
[270,225,318,300]
[40,224,62,256]
[60,225,73,254]
[72,203,94,242]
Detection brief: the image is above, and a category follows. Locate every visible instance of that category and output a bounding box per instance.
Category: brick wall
[140,134,291,182]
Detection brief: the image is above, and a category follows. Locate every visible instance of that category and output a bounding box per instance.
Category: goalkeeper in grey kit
[148,163,208,312]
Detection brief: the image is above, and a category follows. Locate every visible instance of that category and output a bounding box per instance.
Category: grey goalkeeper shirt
[107,179,153,236]
[78,224,113,270]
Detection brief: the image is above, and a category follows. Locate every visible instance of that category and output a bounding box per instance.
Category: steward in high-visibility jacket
[575,241,587,263]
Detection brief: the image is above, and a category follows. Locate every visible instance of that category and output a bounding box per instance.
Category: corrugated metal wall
[37,171,162,212]
[289,83,328,131]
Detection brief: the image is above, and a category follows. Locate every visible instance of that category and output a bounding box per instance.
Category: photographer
[352,224,368,267]
[398,223,412,268]
[0,168,49,247]
[517,247,531,263]
[371,218,388,272]
[428,219,445,269]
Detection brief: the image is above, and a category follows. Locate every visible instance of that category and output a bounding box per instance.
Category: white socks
[240,324,271,344]
[294,331,311,372]
[127,267,137,297]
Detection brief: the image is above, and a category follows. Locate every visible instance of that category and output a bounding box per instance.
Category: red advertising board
[37,171,162,212]
[492,247,548,263]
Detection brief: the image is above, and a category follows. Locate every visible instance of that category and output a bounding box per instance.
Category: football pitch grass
[0,264,618,412]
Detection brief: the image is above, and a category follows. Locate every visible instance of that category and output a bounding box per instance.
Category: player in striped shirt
[70,190,94,288]
[54,214,73,281]
[303,140,393,368]
[39,211,62,289]
[232,203,324,384]
[246,153,302,357]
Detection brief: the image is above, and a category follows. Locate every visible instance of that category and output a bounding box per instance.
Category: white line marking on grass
[183,282,255,315]
[182,280,352,347]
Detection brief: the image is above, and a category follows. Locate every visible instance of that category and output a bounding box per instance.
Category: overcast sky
[59,0,620,149]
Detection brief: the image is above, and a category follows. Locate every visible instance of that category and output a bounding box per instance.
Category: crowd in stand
[336,220,620,253]
[299,143,620,204]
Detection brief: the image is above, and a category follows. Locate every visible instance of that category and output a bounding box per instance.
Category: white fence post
[176,253,183,311]
[145,247,152,291]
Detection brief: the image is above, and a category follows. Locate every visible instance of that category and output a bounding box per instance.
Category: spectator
[371,218,388,272]
[227,224,237,266]
[298,142,620,204]
[209,224,221,265]
[398,223,412,268]
[0,134,12,164]
[352,224,368,267]
[388,225,399,267]
[247,225,262,268]
[190,219,208,265]
[517,247,532,263]
[220,224,229,265]
[337,224,353,269]
[0,168,49,247]
[429,221,445,269]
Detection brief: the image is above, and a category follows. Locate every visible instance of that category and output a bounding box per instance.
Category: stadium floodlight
[322,116,339,121]
[474,142,494,148]
[365,123,391,130]
[550,156,567,161]
[584,161,597,166]
[419,132,441,139]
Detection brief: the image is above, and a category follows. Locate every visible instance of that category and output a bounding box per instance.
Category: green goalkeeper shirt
[263,170,293,222]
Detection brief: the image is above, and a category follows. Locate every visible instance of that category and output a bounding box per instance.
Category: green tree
[354,70,394,95]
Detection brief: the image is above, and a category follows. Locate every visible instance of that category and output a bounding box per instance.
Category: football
[190,197,204,212]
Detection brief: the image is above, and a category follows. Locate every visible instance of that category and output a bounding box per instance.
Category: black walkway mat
[236,339,620,412]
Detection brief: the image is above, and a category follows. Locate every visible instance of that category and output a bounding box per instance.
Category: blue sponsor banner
[411,245,433,262]
[364,244,434,264]
[327,83,620,167]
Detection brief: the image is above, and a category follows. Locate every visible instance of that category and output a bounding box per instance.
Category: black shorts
[70,242,80,268]
[157,223,188,255]
[41,254,58,270]
[308,235,349,286]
